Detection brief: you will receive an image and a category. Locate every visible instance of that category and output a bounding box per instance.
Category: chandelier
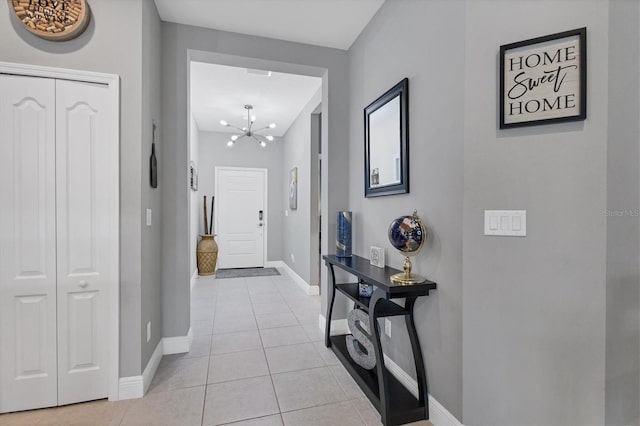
[220,105,276,148]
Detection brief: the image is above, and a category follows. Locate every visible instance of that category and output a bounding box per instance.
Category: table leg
[405,296,429,419]
[369,288,391,425]
[324,262,337,347]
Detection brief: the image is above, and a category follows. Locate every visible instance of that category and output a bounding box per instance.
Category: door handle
[78,281,89,288]
[259,210,263,220]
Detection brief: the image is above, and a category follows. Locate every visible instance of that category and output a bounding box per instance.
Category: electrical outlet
[146,321,151,343]
[385,319,391,337]
[290,253,295,263]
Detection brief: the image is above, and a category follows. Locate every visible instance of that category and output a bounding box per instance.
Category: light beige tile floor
[0,270,432,426]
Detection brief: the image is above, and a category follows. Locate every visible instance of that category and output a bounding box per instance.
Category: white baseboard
[190,270,198,291]
[118,376,144,400]
[163,327,193,355]
[318,313,462,425]
[428,394,463,426]
[318,313,350,335]
[383,351,462,425]
[118,328,193,400]
[142,339,164,395]
[267,260,320,296]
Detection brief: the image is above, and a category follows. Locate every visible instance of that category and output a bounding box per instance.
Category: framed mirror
[364,78,409,197]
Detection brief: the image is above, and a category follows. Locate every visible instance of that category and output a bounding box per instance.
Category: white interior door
[55,79,115,405]
[0,66,118,413]
[216,168,266,269]
[0,75,58,413]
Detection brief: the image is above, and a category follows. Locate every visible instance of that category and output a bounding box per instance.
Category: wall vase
[336,211,352,257]
[197,234,218,275]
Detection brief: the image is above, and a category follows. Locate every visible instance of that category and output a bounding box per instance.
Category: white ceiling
[190,62,322,137]
[154,0,385,50]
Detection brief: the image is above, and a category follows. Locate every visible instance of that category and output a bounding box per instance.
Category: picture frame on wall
[189,161,198,191]
[500,27,587,129]
[289,167,298,210]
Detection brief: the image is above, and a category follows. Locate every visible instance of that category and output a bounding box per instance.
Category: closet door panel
[0,75,57,413]
[55,79,114,405]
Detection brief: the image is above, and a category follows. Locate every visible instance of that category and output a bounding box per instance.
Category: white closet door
[0,75,58,413]
[55,79,116,405]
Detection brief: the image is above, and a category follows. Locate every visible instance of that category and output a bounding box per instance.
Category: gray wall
[161,22,349,339]
[141,0,163,373]
[606,1,640,424]
[197,131,285,262]
[0,0,146,377]
[462,1,609,424]
[349,0,640,423]
[310,111,322,287]
[347,0,465,418]
[283,89,322,284]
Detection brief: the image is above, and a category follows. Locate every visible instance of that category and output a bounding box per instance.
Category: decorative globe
[388,213,426,255]
[387,211,427,285]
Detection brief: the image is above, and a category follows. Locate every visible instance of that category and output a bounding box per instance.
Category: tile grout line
[248,278,285,419]
[198,279,216,426]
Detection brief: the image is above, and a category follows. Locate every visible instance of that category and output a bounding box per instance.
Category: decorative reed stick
[203,195,208,235]
[209,196,215,235]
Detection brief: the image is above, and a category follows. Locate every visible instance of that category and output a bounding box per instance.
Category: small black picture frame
[500,27,587,129]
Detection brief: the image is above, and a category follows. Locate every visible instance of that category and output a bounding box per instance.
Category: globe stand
[390,256,426,285]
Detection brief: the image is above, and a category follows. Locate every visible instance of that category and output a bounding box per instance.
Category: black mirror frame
[364,78,409,198]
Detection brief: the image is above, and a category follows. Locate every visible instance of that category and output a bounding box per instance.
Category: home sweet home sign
[8,0,91,41]
[500,28,586,129]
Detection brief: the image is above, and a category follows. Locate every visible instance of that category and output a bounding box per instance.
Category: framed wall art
[289,167,297,210]
[8,0,92,41]
[500,27,586,129]
[189,161,198,191]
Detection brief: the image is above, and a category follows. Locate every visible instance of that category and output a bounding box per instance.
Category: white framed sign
[500,27,586,129]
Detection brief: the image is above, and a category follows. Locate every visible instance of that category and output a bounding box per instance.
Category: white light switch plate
[146,209,152,227]
[484,210,526,237]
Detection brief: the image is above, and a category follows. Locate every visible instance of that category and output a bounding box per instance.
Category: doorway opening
[188,58,323,291]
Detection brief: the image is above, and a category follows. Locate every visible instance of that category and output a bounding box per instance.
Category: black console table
[323,254,437,426]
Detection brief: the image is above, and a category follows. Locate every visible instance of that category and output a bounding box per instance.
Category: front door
[215,168,266,269]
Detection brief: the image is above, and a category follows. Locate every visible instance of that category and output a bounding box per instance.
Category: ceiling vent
[246,68,272,77]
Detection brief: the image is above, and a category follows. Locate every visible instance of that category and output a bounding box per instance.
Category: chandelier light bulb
[266,135,274,141]
[220,120,228,126]
[268,123,276,129]
[231,135,238,141]
[226,141,234,147]
[251,115,256,122]
[260,141,267,148]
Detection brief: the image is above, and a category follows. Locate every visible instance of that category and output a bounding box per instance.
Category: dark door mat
[215,267,281,279]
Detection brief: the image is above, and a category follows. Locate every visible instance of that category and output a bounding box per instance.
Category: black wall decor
[500,27,587,129]
[150,122,158,188]
[364,78,409,197]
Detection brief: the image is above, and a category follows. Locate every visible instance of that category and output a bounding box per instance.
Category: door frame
[214,166,269,267]
[0,61,120,402]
